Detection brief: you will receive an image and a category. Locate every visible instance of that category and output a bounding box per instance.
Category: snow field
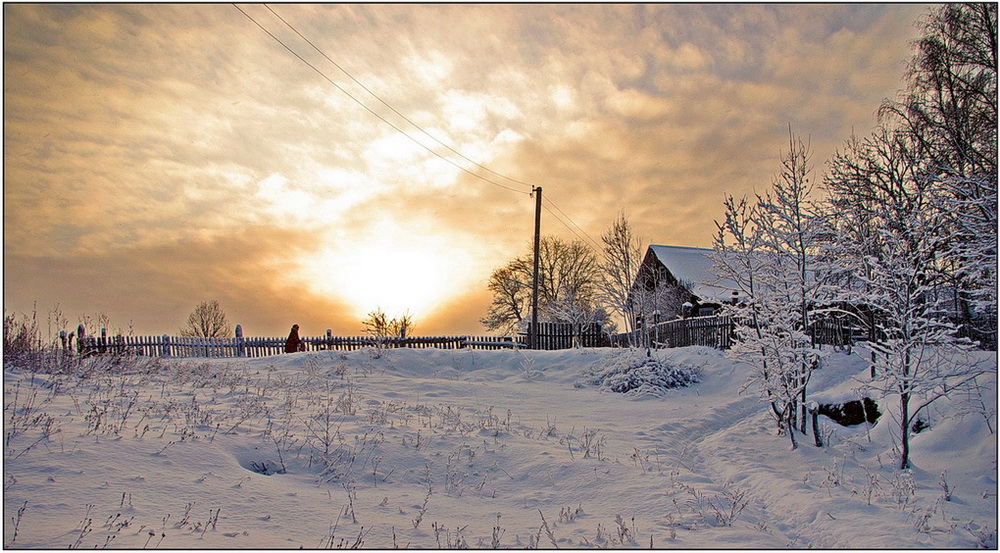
[3,346,996,548]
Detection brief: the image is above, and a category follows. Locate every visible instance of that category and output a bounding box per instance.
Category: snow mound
[585,348,701,396]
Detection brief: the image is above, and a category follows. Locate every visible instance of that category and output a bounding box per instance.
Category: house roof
[647,245,739,304]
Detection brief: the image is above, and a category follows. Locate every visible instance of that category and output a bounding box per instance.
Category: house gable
[630,245,739,322]
[648,245,740,305]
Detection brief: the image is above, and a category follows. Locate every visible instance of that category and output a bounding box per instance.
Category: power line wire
[264,3,537,194]
[543,197,603,251]
[237,4,605,252]
[232,3,528,195]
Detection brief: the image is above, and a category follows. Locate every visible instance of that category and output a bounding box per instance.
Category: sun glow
[295,222,475,325]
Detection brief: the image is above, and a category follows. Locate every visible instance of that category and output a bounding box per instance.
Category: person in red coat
[284,324,302,353]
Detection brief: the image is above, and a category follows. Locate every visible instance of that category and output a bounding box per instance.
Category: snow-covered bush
[586,348,700,396]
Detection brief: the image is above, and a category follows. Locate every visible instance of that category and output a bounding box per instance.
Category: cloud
[4,3,930,334]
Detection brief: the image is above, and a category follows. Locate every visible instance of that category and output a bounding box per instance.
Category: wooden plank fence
[525,322,607,350]
[809,318,856,349]
[658,315,735,349]
[609,315,735,350]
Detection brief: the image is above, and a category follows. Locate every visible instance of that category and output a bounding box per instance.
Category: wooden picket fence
[75,329,529,359]
[72,316,878,359]
[656,315,735,349]
[72,322,621,359]
[77,318,791,359]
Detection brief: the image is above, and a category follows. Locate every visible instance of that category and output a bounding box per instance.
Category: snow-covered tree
[627,259,693,350]
[824,124,987,469]
[882,3,998,342]
[820,3,997,469]
[544,290,612,347]
[713,130,830,449]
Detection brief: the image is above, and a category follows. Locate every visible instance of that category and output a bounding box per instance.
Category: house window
[698,307,715,317]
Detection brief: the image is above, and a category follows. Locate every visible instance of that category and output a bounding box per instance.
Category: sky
[4,3,931,338]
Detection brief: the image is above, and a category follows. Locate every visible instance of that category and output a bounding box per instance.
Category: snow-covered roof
[648,245,739,304]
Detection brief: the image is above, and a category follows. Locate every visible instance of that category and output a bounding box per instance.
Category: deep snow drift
[3,345,996,548]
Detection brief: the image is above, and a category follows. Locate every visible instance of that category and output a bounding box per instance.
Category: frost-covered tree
[627,261,694,350]
[825,124,987,469]
[820,4,997,469]
[755,130,832,438]
[180,300,232,338]
[882,3,998,341]
[713,130,830,449]
[544,290,612,347]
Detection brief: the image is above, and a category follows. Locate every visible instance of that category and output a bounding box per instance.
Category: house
[628,245,739,326]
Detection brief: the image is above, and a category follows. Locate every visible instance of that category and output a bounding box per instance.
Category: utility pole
[531,186,542,350]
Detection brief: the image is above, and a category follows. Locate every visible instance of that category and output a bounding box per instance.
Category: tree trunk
[789,398,797,431]
[770,401,782,424]
[785,405,798,450]
[810,404,823,447]
[800,386,808,434]
[899,392,911,469]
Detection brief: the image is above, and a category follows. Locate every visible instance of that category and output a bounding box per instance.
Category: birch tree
[882,3,998,340]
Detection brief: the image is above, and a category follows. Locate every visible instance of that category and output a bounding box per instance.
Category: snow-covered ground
[3,345,996,548]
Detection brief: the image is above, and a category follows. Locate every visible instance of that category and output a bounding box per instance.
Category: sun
[294,222,471,324]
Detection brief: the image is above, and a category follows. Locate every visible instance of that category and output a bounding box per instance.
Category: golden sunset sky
[4,3,930,337]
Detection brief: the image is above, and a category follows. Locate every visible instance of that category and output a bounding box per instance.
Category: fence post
[235,324,245,357]
[161,334,171,357]
[77,324,87,355]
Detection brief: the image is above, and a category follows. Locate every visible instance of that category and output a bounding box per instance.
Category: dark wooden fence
[808,318,856,349]
[608,315,861,351]
[609,316,734,350]
[657,316,734,349]
[525,322,607,349]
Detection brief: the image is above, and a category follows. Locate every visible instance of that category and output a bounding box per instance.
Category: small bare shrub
[491,513,505,549]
